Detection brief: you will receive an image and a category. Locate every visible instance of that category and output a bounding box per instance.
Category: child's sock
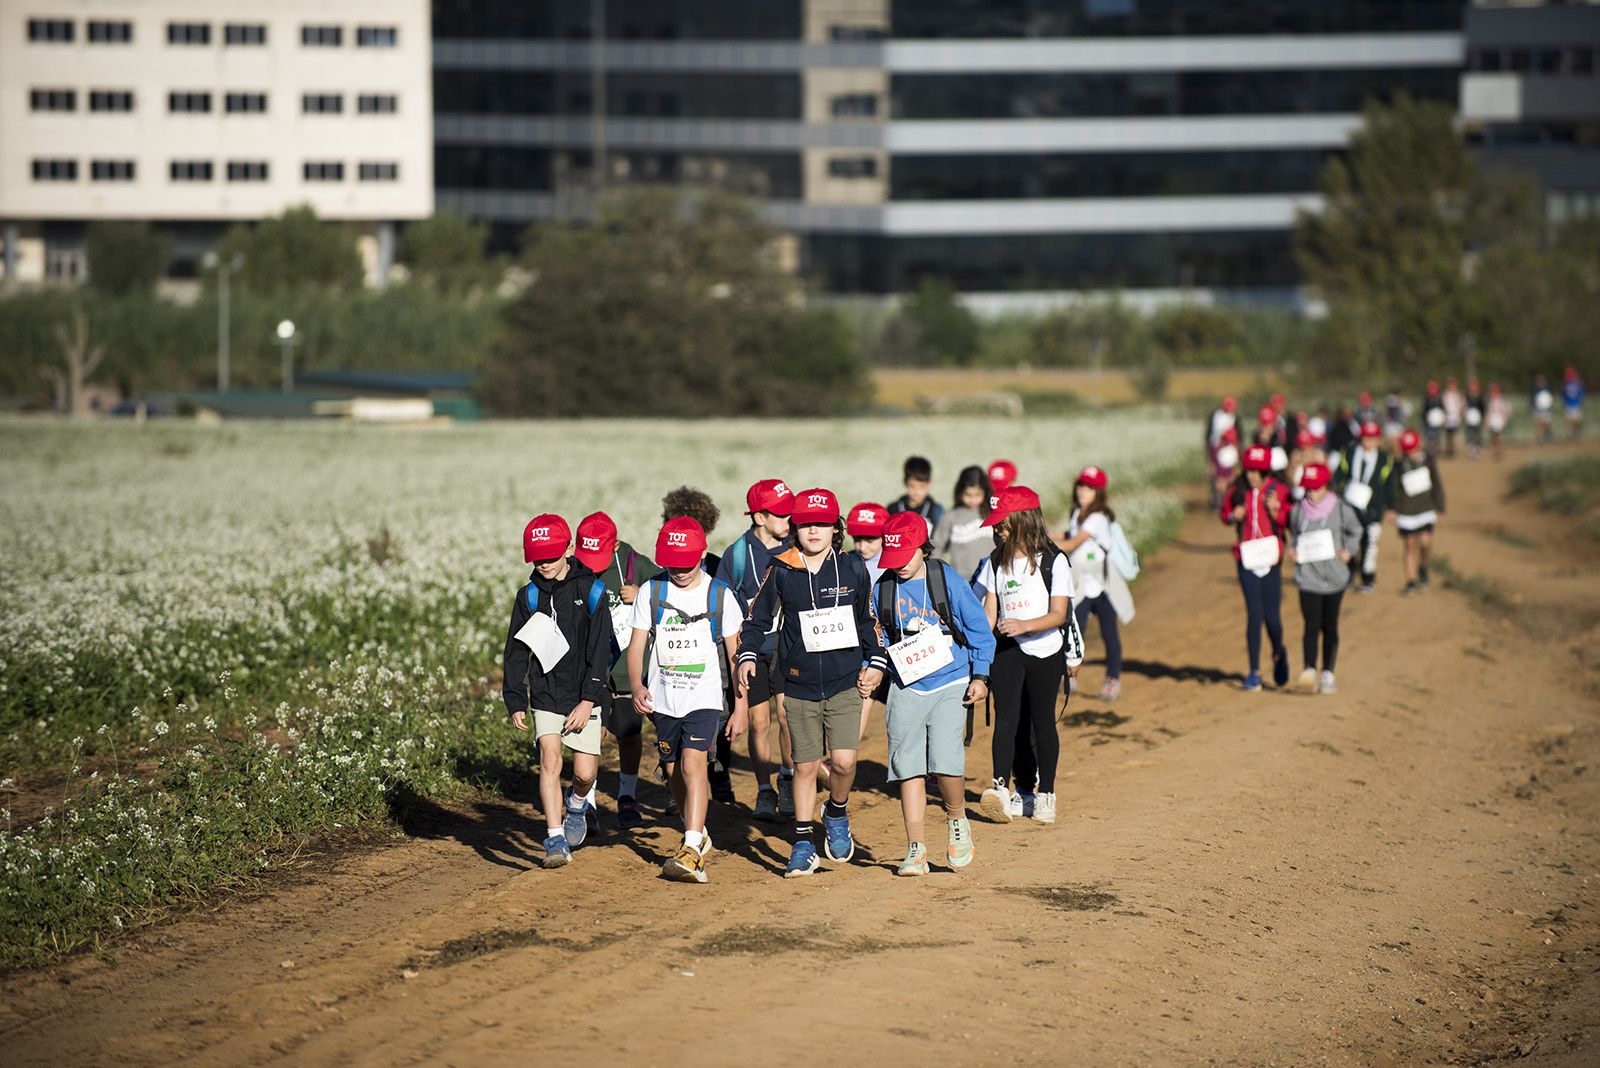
[546,823,564,837]
[566,790,587,813]
[619,773,638,799]
[684,829,705,851]
[824,798,848,820]
[794,821,813,843]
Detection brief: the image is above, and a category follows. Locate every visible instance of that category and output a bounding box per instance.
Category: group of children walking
[502,456,1137,883]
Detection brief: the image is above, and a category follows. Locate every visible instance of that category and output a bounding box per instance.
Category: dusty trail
[4,449,1598,1066]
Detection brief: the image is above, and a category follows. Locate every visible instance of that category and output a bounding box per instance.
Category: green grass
[1508,456,1600,543]
[1432,555,1510,611]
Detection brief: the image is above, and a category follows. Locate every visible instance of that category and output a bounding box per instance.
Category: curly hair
[661,485,720,536]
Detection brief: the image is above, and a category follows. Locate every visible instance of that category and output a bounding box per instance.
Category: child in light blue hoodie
[874,512,997,876]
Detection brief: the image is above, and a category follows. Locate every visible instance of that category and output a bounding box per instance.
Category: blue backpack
[526,576,614,666]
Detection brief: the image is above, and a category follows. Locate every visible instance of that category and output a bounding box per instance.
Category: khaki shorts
[785,690,860,764]
[532,709,603,756]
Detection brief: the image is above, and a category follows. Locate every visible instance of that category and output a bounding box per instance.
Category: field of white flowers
[0,413,1199,968]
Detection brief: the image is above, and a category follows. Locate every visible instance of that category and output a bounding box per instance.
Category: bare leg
[792,759,821,825]
[776,694,795,772]
[827,748,858,804]
[899,774,927,847]
[1404,534,1421,585]
[936,774,966,820]
[571,752,598,800]
[747,700,774,788]
[677,749,709,835]
[537,734,565,833]
[1418,529,1434,575]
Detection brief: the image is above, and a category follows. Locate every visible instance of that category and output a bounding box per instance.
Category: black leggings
[1236,562,1284,672]
[1298,589,1344,671]
[1074,595,1122,678]
[990,642,1065,793]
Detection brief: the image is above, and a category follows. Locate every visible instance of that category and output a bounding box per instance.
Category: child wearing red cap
[626,517,747,883]
[846,502,890,741]
[1442,378,1465,458]
[1486,384,1511,461]
[1423,380,1445,451]
[874,511,996,875]
[574,511,661,830]
[1253,404,1288,474]
[1464,379,1486,459]
[1210,426,1241,511]
[1532,373,1555,445]
[889,456,944,532]
[931,465,995,583]
[1287,463,1362,694]
[715,478,796,822]
[1287,430,1326,501]
[1333,420,1394,593]
[1060,466,1126,703]
[736,488,889,877]
[1220,446,1292,691]
[1387,430,1445,593]
[975,485,1078,826]
[502,514,616,868]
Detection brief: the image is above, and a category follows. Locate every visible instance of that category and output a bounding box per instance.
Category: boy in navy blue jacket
[737,488,888,878]
[502,514,614,869]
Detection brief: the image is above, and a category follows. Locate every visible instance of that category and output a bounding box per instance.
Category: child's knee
[830,751,857,775]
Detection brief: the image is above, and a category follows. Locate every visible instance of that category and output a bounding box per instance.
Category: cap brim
[791,511,838,526]
[655,548,704,569]
[846,525,884,538]
[980,511,1007,527]
[877,545,920,570]
[524,548,565,564]
[572,547,611,572]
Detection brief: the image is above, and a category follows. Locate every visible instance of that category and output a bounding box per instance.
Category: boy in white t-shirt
[627,517,747,883]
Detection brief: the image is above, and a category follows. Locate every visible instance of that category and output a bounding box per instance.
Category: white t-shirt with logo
[1066,510,1112,601]
[628,576,744,718]
[975,551,1074,659]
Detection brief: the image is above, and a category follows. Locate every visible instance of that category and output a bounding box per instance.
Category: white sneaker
[1032,792,1057,824]
[1007,790,1024,818]
[1320,670,1337,694]
[979,782,1012,823]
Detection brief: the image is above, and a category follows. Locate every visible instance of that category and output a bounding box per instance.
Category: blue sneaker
[563,805,589,849]
[543,833,572,868]
[784,840,820,878]
[1243,671,1263,692]
[1272,647,1290,688]
[822,813,855,863]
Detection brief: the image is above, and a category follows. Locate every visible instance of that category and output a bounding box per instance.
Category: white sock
[582,784,597,807]
[566,791,587,812]
[685,829,705,850]
[547,824,564,837]
[619,773,638,799]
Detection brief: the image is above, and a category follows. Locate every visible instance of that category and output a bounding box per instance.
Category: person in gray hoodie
[1287,462,1363,695]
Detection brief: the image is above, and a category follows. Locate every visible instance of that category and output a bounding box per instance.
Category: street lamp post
[203,251,244,391]
[277,320,296,393]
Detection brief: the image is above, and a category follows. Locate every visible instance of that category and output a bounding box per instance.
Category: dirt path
[5,449,1598,1067]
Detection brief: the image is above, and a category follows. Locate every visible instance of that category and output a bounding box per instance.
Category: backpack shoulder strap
[649,576,670,627]
[729,536,749,592]
[924,560,968,648]
[624,549,637,585]
[583,577,606,616]
[525,584,543,615]
[876,572,900,644]
[706,578,728,639]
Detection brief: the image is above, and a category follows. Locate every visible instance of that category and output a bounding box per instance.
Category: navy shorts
[652,708,720,765]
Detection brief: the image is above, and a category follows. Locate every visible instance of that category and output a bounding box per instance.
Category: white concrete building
[0,0,432,284]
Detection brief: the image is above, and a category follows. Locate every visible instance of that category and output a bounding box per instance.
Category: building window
[167,22,211,45]
[27,18,74,42]
[830,93,879,119]
[170,160,214,181]
[356,26,397,47]
[30,88,77,112]
[358,161,399,181]
[302,93,344,114]
[357,93,398,114]
[91,160,136,181]
[225,93,268,114]
[1573,47,1596,77]
[169,91,212,113]
[827,156,878,179]
[303,161,345,181]
[830,25,885,42]
[32,159,78,181]
[224,24,267,46]
[227,161,269,182]
[89,90,136,113]
[87,20,132,43]
[302,25,343,46]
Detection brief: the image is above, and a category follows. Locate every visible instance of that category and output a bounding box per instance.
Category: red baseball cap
[1360,420,1382,439]
[791,487,841,526]
[1359,390,1372,406]
[655,516,707,569]
[988,459,1018,492]
[1076,465,1108,489]
[1399,429,1422,453]
[523,513,571,563]
[1221,395,1237,413]
[573,511,618,573]
[981,484,1042,527]
[1271,393,1286,410]
[1300,463,1331,490]
[1243,445,1273,472]
[878,511,929,571]
[846,501,887,537]
[745,479,794,517]
[1258,404,1276,426]
[1426,380,1440,396]
[1296,430,1314,448]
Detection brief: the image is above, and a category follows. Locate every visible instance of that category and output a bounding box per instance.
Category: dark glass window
[226,93,269,113]
[1537,49,1562,76]
[303,25,343,46]
[170,160,214,181]
[828,156,879,178]
[90,160,136,181]
[1573,47,1596,77]
[432,69,801,119]
[891,1,1463,38]
[224,24,267,45]
[1475,48,1504,73]
[28,19,74,42]
[434,145,554,191]
[168,22,211,45]
[169,92,212,113]
[831,25,886,42]
[304,161,345,181]
[891,149,1338,200]
[89,90,135,112]
[358,94,399,113]
[892,67,1459,120]
[430,0,802,40]
[304,94,344,114]
[831,93,880,119]
[32,159,78,181]
[1508,48,1531,74]
[30,89,76,111]
[227,161,269,181]
[358,161,400,180]
[88,20,132,43]
[357,26,398,47]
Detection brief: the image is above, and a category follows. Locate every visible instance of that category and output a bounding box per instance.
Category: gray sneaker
[753,785,779,823]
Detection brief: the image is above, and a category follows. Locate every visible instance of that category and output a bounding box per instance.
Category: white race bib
[799,605,856,653]
[1296,528,1336,564]
[1401,465,1432,497]
[610,602,633,646]
[515,611,570,672]
[887,628,955,686]
[1239,536,1281,572]
[1000,578,1048,620]
[1343,481,1373,510]
[655,621,716,669]
[1536,390,1553,412]
[1426,408,1445,428]
[1215,444,1239,470]
[1466,407,1482,427]
[1270,446,1288,471]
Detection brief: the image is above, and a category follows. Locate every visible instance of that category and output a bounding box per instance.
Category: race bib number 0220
[800,606,856,653]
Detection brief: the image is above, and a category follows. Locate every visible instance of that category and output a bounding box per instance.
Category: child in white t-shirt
[1060,466,1123,703]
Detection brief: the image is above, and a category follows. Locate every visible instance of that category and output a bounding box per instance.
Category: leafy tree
[482,189,869,417]
[876,277,979,367]
[216,205,363,295]
[399,211,504,296]
[86,221,171,297]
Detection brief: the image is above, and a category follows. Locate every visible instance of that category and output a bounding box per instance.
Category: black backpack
[987,547,1085,666]
[875,560,970,648]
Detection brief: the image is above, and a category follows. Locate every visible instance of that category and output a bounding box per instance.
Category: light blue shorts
[885,682,967,781]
